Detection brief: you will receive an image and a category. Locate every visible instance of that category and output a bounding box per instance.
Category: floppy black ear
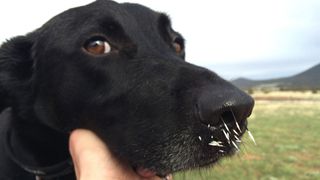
[0,36,34,113]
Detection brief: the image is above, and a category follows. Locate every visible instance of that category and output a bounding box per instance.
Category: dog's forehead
[88,0,161,22]
[36,0,168,50]
[53,0,161,30]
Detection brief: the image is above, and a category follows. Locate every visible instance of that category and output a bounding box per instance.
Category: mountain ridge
[231,63,320,90]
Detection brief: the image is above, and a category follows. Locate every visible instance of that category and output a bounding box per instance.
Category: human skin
[69,129,172,180]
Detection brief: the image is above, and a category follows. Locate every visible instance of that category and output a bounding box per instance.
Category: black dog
[0,0,254,179]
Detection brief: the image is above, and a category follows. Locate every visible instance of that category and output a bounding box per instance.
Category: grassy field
[174,91,320,180]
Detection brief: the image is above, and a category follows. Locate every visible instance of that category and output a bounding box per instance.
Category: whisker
[182,171,186,180]
[240,141,249,154]
[199,169,205,180]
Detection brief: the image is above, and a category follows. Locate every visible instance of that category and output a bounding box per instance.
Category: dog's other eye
[172,37,184,54]
[84,38,111,55]
[173,42,182,54]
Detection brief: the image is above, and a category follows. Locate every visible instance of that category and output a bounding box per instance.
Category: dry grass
[252,90,320,101]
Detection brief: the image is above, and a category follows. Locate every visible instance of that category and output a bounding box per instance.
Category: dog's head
[0,0,254,177]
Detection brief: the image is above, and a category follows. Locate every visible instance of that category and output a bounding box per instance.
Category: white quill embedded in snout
[208,141,224,147]
[222,129,230,144]
[231,110,242,133]
[247,129,257,145]
[235,120,242,133]
[222,119,230,132]
[233,129,239,136]
[234,135,241,142]
[231,141,239,150]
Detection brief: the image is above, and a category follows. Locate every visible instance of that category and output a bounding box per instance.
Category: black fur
[0,0,254,179]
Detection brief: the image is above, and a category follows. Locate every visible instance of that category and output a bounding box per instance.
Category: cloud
[0,0,319,80]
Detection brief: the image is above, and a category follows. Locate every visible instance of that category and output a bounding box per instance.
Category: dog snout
[196,85,254,129]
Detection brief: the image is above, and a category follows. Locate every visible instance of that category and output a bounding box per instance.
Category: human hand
[69,129,172,180]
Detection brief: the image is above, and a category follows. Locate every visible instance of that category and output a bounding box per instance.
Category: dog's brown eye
[173,42,182,54]
[84,38,111,55]
[172,38,184,54]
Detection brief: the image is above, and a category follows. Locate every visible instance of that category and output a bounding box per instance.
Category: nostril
[220,111,235,125]
[195,87,254,128]
[196,103,250,130]
[220,109,245,132]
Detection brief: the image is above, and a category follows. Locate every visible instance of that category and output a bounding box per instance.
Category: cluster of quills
[198,111,256,153]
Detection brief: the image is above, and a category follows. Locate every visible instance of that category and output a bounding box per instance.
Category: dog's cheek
[130,128,199,174]
[33,58,114,130]
[117,117,197,173]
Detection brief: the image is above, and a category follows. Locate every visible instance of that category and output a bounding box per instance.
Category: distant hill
[232,63,320,90]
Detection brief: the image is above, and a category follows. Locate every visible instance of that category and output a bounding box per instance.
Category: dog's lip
[136,167,172,179]
[136,167,157,178]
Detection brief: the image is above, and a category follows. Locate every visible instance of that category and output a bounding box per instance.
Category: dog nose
[196,85,254,128]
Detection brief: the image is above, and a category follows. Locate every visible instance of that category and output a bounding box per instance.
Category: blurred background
[1,0,319,179]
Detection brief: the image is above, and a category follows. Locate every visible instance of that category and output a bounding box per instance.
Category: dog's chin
[135,120,247,177]
[179,119,247,173]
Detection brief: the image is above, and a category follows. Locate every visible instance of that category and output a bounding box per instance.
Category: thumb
[69,129,137,180]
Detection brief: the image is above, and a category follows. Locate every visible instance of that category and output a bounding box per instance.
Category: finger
[69,129,168,180]
[69,129,111,179]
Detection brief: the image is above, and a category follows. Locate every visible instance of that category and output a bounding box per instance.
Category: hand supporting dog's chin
[69,129,173,180]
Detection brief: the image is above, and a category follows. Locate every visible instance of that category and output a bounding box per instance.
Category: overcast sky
[0,0,319,80]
